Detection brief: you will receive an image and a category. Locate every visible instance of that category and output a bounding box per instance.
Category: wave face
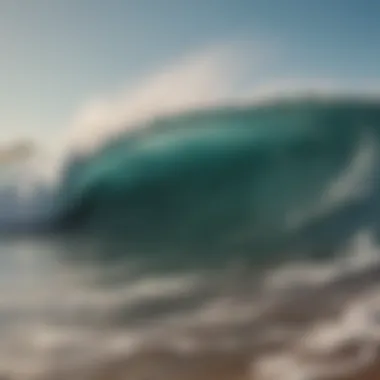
[50,98,380,260]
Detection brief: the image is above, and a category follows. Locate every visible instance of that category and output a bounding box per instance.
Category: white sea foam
[0,238,379,379]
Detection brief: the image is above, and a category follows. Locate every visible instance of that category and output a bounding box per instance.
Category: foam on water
[0,228,378,378]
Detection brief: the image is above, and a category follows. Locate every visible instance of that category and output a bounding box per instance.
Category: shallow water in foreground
[0,233,380,380]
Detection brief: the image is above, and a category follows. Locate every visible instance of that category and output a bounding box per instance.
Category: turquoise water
[54,99,380,261]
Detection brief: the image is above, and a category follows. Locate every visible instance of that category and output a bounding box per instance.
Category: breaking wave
[50,98,380,260]
[2,96,380,379]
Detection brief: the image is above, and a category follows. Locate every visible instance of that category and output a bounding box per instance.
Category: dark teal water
[54,99,380,262]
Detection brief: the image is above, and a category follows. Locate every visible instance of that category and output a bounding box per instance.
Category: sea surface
[1,98,380,379]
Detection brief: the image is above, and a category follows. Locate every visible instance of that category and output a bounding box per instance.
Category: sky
[0,0,379,148]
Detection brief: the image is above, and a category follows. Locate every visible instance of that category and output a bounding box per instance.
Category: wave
[2,97,380,378]
[1,97,380,259]
[48,98,380,257]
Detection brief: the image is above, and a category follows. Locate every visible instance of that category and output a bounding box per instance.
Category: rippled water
[0,231,379,379]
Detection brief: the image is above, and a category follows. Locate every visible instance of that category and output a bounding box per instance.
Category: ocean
[1,97,380,379]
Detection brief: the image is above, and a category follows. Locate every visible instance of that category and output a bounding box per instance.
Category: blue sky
[1,0,379,146]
